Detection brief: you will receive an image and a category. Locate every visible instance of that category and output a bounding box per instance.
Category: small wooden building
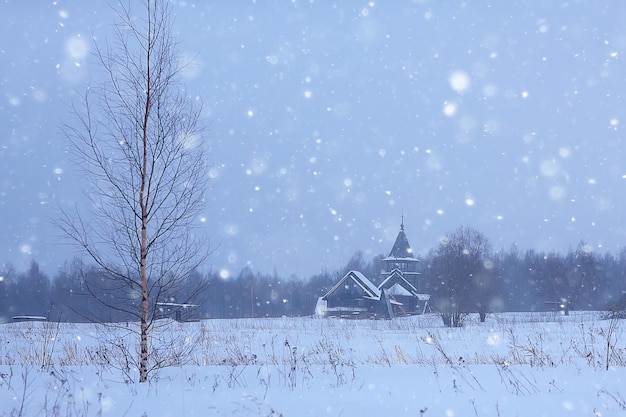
[315,270,387,319]
[156,302,199,322]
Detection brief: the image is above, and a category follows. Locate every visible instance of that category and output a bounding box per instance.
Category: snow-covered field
[1,312,625,416]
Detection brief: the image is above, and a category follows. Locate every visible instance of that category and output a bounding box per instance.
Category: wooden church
[315,219,430,319]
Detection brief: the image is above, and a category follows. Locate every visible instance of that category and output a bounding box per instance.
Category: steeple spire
[388,216,413,259]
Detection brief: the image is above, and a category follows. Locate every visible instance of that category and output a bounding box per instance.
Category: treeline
[0,258,343,322]
[1,238,625,323]
[419,227,626,326]
[487,244,626,312]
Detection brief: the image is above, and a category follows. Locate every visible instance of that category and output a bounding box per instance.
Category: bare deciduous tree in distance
[428,226,494,327]
[58,0,210,382]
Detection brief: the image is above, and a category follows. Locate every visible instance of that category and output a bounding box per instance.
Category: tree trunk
[139,224,149,381]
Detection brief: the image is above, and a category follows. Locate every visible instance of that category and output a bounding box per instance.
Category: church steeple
[388,216,413,259]
[382,216,420,288]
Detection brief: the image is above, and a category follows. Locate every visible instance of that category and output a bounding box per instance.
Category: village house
[315,219,430,319]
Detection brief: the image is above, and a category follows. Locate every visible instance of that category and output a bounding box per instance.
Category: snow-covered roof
[157,302,198,308]
[350,270,380,296]
[382,256,419,263]
[322,270,381,301]
[378,269,419,295]
[386,283,413,297]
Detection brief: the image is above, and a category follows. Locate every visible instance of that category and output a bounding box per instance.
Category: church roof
[322,270,381,301]
[378,268,419,295]
[387,218,414,259]
[386,282,413,297]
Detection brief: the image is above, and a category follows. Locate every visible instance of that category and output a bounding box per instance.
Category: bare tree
[57,0,209,382]
[427,226,495,326]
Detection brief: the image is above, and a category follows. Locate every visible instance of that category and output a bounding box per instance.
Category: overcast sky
[2,1,626,279]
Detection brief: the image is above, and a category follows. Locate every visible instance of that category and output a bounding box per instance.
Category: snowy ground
[1,312,625,416]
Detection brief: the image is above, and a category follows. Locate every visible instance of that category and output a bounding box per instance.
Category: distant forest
[1,241,625,322]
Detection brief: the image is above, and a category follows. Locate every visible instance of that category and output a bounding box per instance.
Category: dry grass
[0,311,622,372]
[0,311,623,416]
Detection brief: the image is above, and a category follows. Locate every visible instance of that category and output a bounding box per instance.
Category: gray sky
[2,1,626,279]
